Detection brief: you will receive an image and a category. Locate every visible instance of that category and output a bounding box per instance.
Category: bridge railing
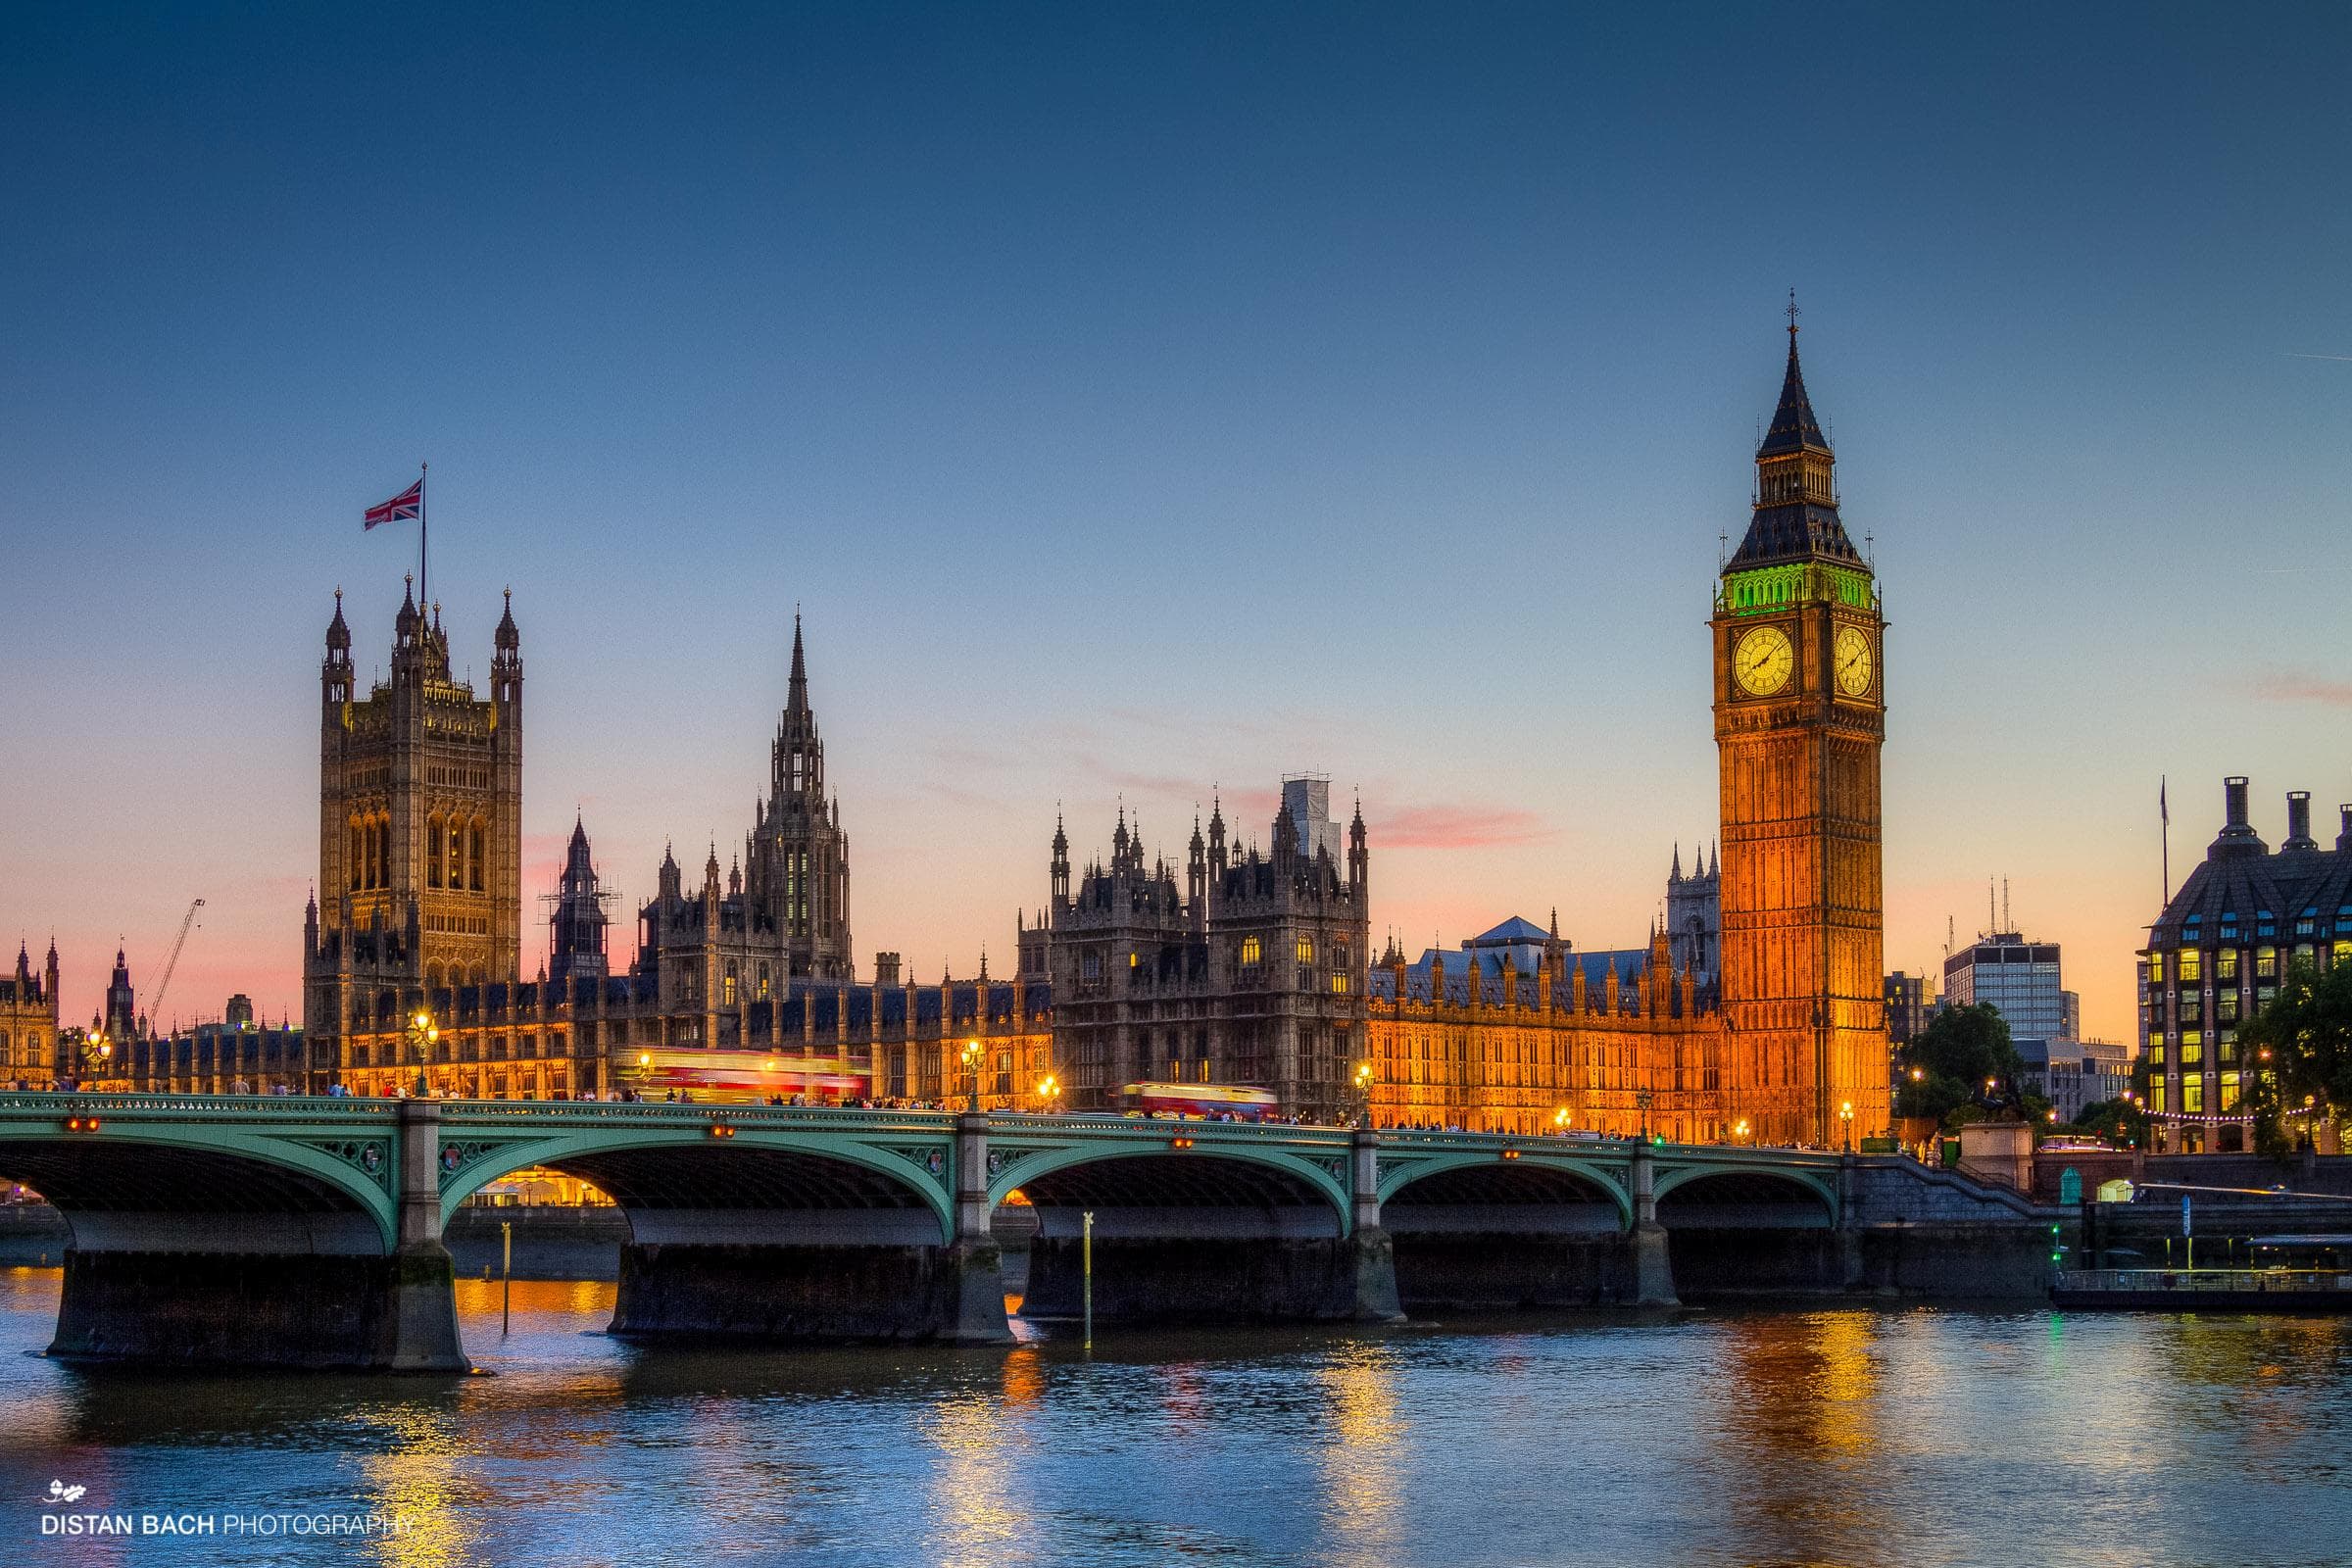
[0,1092,397,1120]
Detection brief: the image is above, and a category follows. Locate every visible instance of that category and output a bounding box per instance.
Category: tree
[2241,958,2352,1152]
[1895,1004,2025,1127]
[2074,1097,2149,1150]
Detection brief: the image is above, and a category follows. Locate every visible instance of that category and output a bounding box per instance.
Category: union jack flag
[364,477,422,530]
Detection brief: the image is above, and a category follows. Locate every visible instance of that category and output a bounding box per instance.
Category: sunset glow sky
[4,4,2348,1043]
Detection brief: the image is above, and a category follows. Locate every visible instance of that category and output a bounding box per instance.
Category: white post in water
[1082,1208,1095,1351]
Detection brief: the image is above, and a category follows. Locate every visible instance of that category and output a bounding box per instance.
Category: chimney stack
[2339,804,2352,853]
[2283,791,2316,851]
[2212,776,2265,858]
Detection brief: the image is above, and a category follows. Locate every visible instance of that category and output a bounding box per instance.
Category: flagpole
[418,462,428,610]
[2160,774,2170,910]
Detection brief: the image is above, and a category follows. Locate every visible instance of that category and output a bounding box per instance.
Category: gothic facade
[1040,782,1371,1120]
[292,329,1884,1145]
[1711,318,1891,1145]
[1360,324,1888,1145]
[304,582,524,1087]
[1367,924,1723,1139]
[2,941,61,1088]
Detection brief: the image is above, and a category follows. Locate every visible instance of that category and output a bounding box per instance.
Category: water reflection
[1704,1309,1886,1564]
[353,1405,479,1568]
[1312,1342,1404,1568]
[921,1387,1028,1566]
[1,1265,2351,1568]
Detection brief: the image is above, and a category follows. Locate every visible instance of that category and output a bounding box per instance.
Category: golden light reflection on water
[353,1404,479,1568]
[1705,1310,1888,1561]
[1314,1343,1404,1568]
[921,1378,1030,1566]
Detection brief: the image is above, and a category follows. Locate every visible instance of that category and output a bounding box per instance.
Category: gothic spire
[1756,293,1829,459]
[786,612,808,716]
[1731,298,1859,569]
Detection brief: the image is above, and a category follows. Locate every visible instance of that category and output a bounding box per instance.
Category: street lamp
[1037,1073,1062,1114]
[406,1008,439,1099]
[1733,1117,1751,1146]
[1552,1106,1572,1135]
[1839,1100,1855,1153]
[1635,1089,1654,1144]
[961,1038,985,1114]
[81,1030,113,1089]
[1353,1060,1375,1129]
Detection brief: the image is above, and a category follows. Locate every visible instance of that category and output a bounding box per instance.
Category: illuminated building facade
[303,583,524,1088]
[1039,783,1371,1121]
[2139,778,2351,1153]
[1710,318,1891,1145]
[1360,325,1891,1144]
[2,941,61,1089]
[1366,922,1724,1139]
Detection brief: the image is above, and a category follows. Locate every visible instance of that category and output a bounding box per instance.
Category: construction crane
[147,898,204,1036]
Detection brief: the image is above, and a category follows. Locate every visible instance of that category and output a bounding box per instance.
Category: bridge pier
[1350,1128,1405,1322]
[386,1101,467,1371]
[1629,1141,1679,1307]
[605,1113,1012,1347]
[1017,1129,1401,1327]
[47,1100,467,1373]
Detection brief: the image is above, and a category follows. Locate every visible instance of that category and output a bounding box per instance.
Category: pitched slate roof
[1756,336,1829,458]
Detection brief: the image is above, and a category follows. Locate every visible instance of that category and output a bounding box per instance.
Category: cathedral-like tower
[749,616,853,980]
[310,581,524,1000]
[549,814,610,987]
[1712,313,1889,1145]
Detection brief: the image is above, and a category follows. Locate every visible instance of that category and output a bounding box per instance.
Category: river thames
[1,1267,2347,1567]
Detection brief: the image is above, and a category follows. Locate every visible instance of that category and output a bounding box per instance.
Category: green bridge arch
[1376,1152,1635,1227]
[435,1122,958,1242]
[1650,1160,1839,1221]
[985,1136,1354,1231]
[0,1107,403,1251]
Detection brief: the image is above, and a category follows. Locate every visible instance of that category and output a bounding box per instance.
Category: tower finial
[1787,286,1799,340]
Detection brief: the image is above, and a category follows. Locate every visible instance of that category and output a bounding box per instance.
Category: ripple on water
[1,1271,2350,1567]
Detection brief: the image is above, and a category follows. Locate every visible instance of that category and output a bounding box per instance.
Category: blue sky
[3,3,2347,1039]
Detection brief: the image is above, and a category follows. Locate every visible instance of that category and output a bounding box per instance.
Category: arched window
[468,823,485,891]
[349,821,364,890]
[1241,937,1262,967]
[426,820,444,888]
[375,816,390,890]
[724,963,738,1006]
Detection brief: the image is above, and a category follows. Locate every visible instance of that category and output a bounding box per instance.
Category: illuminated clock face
[1733,625,1793,697]
[1835,625,1874,698]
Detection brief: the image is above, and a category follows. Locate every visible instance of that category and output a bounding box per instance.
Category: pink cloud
[2249,672,2352,708]
[1374,804,1558,851]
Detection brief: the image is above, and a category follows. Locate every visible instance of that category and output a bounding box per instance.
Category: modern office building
[2015,1036,2132,1123]
[1943,931,2068,1041]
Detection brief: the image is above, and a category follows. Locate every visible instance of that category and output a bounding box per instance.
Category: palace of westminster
[5,332,1900,1146]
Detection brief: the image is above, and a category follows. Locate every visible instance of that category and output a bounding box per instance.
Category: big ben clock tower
[1712,307,1889,1146]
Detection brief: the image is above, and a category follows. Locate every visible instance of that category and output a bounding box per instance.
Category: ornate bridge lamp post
[961,1038,985,1114]
[1733,1117,1751,1147]
[1353,1059,1375,1129]
[80,1030,114,1092]
[1839,1100,1855,1153]
[1552,1106,1572,1137]
[1635,1089,1654,1144]
[406,1009,439,1099]
[1035,1073,1062,1115]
